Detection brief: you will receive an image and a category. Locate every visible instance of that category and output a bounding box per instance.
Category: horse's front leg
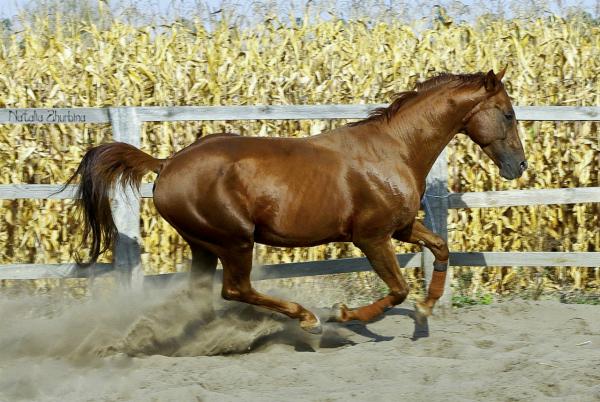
[394,220,449,318]
[332,237,409,322]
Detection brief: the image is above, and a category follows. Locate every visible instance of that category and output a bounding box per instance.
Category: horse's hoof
[300,315,322,335]
[414,302,432,324]
[327,303,350,322]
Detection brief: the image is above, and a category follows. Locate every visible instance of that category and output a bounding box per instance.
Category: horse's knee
[390,288,409,304]
[431,237,449,262]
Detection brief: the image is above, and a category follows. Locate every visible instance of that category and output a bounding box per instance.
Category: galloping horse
[68,69,526,334]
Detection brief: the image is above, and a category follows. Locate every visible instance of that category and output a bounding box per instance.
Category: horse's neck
[387,91,477,181]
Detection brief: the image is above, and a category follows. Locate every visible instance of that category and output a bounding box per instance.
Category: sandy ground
[0,282,598,402]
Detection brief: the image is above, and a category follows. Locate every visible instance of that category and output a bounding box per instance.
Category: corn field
[0,12,598,297]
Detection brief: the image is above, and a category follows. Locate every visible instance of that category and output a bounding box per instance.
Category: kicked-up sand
[0,282,598,402]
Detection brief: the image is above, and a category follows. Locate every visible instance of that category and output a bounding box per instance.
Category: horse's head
[462,68,527,180]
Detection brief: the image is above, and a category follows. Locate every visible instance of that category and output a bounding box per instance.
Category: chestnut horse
[67,69,526,334]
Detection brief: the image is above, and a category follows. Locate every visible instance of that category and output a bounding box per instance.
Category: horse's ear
[484,69,500,92]
[496,66,507,82]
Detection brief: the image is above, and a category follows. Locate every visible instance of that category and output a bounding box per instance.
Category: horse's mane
[349,72,486,127]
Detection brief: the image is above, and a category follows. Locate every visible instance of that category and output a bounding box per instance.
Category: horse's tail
[65,142,164,265]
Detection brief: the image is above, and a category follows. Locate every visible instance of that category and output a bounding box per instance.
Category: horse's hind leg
[333,237,409,323]
[189,244,218,319]
[219,245,323,334]
[394,220,449,318]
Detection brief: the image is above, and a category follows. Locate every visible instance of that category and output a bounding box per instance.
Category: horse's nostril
[520,161,528,171]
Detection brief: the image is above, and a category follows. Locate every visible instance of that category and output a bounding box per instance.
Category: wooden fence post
[108,107,144,289]
[422,149,452,308]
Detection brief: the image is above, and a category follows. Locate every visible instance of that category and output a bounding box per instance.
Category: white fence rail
[1,105,599,304]
[2,105,599,123]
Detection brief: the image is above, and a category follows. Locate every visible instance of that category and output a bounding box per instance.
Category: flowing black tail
[65,142,163,265]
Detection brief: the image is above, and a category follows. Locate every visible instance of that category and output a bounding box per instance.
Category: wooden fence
[1,105,599,305]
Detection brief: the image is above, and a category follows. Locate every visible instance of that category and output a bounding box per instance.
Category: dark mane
[415,72,485,92]
[349,72,486,127]
[349,91,418,127]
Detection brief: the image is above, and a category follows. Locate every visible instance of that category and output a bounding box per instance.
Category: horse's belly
[251,190,353,246]
[248,165,354,246]
[253,221,352,247]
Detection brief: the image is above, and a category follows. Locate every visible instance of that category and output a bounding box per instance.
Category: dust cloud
[0,281,322,401]
[0,283,297,361]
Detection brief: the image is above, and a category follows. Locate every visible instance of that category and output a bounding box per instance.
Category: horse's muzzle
[500,159,527,180]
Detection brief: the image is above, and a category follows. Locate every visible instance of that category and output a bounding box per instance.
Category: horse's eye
[504,112,514,121]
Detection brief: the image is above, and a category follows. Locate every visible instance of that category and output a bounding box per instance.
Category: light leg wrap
[339,295,394,322]
[427,269,447,300]
[416,262,447,318]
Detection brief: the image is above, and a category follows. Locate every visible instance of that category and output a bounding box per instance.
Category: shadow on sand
[337,307,429,343]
